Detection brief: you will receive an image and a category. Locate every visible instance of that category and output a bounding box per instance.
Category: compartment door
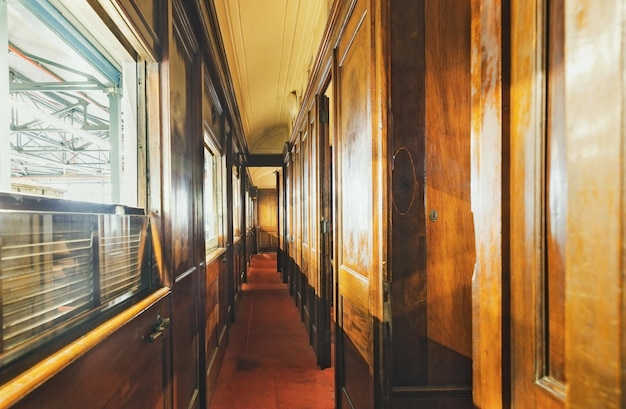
[334,1,383,407]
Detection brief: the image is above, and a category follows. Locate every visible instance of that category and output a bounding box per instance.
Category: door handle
[149,313,171,342]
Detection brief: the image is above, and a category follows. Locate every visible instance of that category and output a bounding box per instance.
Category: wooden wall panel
[336,0,372,276]
[509,0,567,407]
[205,260,219,355]
[308,111,319,294]
[424,0,473,385]
[204,252,228,408]
[469,0,504,407]
[169,6,197,277]
[169,3,200,409]
[107,0,162,58]
[257,189,278,251]
[334,1,377,408]
[563,1,624,407]
[301,128,312,337]
[390,0,427,388]
[389,1,472,406]
[172,269,199,409]
[202,70,223,150]
[12,293,170,409]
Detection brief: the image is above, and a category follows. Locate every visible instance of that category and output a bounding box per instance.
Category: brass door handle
[149,314,171,342]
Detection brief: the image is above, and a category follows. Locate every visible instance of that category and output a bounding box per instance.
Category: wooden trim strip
[0,287,171,409]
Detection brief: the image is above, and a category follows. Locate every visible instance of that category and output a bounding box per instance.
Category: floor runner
[209,253,335,409]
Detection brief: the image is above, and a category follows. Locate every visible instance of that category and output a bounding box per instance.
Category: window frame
[203,129,225,254]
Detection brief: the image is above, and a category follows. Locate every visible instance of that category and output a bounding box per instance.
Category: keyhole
[429,209,438,222]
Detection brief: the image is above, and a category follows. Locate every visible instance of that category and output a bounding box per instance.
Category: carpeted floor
[208,253,335,409]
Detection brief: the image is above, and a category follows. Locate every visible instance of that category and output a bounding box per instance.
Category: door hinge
[320,110,329,124]
[320,218,330,234]
[382,280,392,340]
[383,300,391,324]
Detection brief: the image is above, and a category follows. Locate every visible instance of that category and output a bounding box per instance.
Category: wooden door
[257,189,278,252]
[168,2,200,408]
[510,0,566,406]
[316,93,332,369]
[509,0,625,408]
[387,1,474,407]
[334,0,384,407]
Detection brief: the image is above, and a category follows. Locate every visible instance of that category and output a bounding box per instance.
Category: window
[0,203,153,369]
[4,0,139,206]
[233,168,241,237]
[204,141,223,252]
[0,0,154,372]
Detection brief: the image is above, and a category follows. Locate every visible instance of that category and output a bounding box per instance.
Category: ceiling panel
[214,0,329,165]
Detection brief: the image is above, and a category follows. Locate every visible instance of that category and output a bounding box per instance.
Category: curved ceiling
[213,0,330,188]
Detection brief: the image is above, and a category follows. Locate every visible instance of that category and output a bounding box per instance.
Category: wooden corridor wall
[0,1,623,408]
[280,0,626,408]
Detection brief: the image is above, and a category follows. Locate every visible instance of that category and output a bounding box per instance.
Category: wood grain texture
[389,0,427,388]
[337,0,373,278]
[333,2,377,408]
[172,269,200,409]
[204,254,228,408]
[6,290,170,409]
[93,0,162,60]
[509,0,567,406]
[424,0,473,385]
[169,6,197,278]
[564,1,624,407]
[469,0,503,407]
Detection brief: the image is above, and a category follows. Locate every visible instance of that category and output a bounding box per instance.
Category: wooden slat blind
[98,215,145,302]
[0,211,150,366]
[0,213,95,352]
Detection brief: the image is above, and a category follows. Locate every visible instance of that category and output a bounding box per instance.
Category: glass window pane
[6,1,138,205]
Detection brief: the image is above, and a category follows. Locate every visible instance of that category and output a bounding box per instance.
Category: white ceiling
[213,0,331,188]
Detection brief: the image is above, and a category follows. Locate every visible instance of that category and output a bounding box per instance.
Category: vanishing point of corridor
[208,253,335,409]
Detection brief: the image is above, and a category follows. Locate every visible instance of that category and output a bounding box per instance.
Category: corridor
[209,253,335,409]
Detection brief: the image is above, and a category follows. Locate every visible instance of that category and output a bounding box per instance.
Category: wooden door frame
[470,0,505,407]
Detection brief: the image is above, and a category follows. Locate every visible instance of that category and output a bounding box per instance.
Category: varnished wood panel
[424,0,473,386]
[102,0,162,58]
[469,0,505,407]
[563,1,624,407]
[205,260,219,353]
[12,294,170,409]
[545,0,565,384]
[390,1,472,405]
[337,24,372,278]
[169,6,197,278]
[389,0,427,388]
[258,189,278,251]
[169,6,200,409]
[202,69,223,150]
[308,111,319,294]
[509,0,565,407]
[339,322,373,409]
[334,1,377,408]
[172,269,199,409]
[316,92,333,369]
[204,254,227,408]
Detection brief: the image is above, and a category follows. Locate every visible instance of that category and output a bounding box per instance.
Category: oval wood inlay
[392,147,417,215]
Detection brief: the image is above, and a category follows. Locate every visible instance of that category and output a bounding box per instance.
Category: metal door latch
[148,313,171,342]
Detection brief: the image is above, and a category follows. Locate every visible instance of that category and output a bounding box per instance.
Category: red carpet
[209,253,335,409]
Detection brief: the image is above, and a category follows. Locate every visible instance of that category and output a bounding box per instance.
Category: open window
[0,0,157,374]
[204,137,224,253]
[4,0,139,205]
